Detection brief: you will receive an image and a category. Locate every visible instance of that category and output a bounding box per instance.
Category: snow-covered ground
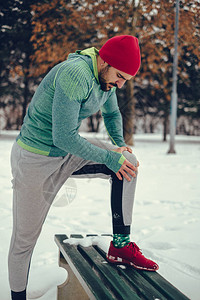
[0,131,200,300]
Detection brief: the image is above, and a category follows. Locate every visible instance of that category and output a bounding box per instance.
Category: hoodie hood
[75,47,99,83]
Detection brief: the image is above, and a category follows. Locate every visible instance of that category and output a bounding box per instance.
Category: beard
[99,66,117,92]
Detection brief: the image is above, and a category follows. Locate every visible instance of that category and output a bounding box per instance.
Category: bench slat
[78,244,140,300]
[140,271,189,300]
[94,246,168,300]
[55,234,114,300]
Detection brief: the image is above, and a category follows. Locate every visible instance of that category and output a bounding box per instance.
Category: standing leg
[8,143,69,299]
[9,186,51,298]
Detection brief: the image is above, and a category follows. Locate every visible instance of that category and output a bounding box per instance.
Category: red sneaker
[107,242,159,271]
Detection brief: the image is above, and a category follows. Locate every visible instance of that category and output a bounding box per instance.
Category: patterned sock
[113,234,130,248]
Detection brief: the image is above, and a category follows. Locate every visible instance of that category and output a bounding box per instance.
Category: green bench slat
[94,245,167,300]
[140,271,190,300]
[54,234,114,300]
[78,244,140,300]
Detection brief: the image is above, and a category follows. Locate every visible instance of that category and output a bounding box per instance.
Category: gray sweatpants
[8,138,138,292]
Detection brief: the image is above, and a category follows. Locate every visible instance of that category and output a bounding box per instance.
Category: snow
[0,131,200,300]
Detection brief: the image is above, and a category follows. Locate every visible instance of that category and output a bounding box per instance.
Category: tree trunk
[122,80,135,146]
[21,46,31,126]
[119,0,140,145]
[22,73,29,125]
[88,116,95,132]
[163,102,170,141]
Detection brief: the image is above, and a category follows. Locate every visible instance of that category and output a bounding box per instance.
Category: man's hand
[113,146,139,181]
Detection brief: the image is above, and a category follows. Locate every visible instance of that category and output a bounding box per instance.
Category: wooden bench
[55,234,189,300]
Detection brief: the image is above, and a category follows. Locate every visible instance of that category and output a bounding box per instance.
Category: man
[8,35,159,300]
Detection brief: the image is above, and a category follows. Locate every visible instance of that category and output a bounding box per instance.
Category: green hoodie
[17,47,126,173]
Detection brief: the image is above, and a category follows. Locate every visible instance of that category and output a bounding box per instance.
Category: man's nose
[116,79,126,89]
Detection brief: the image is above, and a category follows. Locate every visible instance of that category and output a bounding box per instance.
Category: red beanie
[99,35,141,76]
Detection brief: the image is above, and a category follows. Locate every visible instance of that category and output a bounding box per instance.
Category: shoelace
[126,242,143,256]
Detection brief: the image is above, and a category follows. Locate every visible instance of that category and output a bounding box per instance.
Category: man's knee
[123,151,137,167]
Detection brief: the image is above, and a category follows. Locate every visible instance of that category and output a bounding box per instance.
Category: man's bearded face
[99,65,117,92]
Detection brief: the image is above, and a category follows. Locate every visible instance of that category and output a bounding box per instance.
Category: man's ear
[99,57,107,66]
[97,55,108,73]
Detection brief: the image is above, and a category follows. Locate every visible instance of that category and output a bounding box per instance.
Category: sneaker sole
[106,254,159,271]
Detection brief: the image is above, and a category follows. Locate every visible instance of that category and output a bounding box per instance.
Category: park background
[0,1,200,300]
